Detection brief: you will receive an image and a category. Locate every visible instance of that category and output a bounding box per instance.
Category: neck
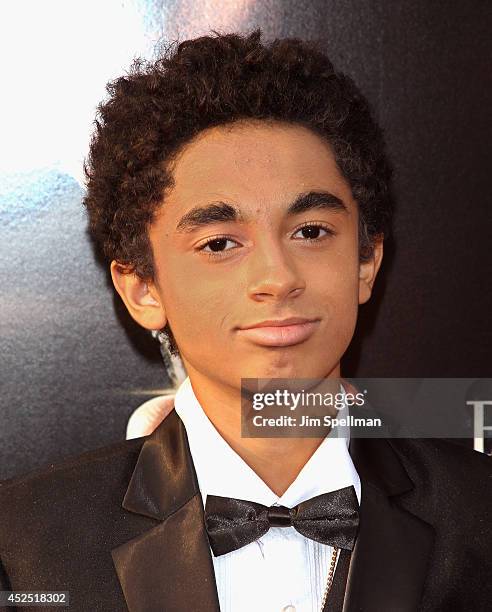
[184,364,341,497]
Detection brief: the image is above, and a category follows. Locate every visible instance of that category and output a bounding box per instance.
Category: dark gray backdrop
[1,1,491,479]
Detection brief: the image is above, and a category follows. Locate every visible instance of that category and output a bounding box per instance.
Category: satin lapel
[111,409,220,612]
[343,438,435,612]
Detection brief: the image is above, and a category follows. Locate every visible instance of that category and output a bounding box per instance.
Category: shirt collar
[174,376,361,507]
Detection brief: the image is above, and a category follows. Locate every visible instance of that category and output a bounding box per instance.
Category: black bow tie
[204,485,359,557]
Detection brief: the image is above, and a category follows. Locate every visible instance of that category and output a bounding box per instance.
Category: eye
[196,236,241,259]
[292,223,336,241]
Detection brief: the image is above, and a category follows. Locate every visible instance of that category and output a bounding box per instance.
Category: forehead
[165,120,354,210]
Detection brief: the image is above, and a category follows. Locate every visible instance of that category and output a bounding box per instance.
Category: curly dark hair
[83,28,394,355]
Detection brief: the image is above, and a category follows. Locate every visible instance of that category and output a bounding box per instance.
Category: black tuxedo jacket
[0,408,490,612]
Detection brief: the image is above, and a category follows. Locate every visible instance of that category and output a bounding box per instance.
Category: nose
[246,238,305,302]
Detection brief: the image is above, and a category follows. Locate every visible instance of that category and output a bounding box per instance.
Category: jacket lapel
[343,437,435,612]
[111,409,220,612]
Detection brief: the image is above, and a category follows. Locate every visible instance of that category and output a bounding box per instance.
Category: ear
[358,237,384,305]
[110,261,167,330]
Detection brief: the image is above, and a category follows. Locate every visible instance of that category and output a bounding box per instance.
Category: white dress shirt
[173,377,361,612]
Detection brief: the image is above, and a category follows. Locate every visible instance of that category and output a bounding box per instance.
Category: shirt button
[281,607,296,612]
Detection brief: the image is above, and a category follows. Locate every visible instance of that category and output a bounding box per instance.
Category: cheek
[158,262,236,338]
[310,251,360,340]
[311,244,360,303]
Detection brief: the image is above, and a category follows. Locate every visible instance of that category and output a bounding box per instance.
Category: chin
[246,352,337,381]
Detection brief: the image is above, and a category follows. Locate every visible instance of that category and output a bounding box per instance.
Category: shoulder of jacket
[386,438,492,503]
[388,437,491,468]
[0,436,145,497]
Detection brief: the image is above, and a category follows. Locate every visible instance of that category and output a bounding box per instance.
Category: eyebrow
[175,190,348,233]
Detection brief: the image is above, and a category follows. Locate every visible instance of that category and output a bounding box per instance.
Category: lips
[237,318,320,347]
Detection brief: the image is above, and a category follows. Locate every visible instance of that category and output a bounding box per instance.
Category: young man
[0,29,490,612]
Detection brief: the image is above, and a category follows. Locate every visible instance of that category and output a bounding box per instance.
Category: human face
[147,120,381,391]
